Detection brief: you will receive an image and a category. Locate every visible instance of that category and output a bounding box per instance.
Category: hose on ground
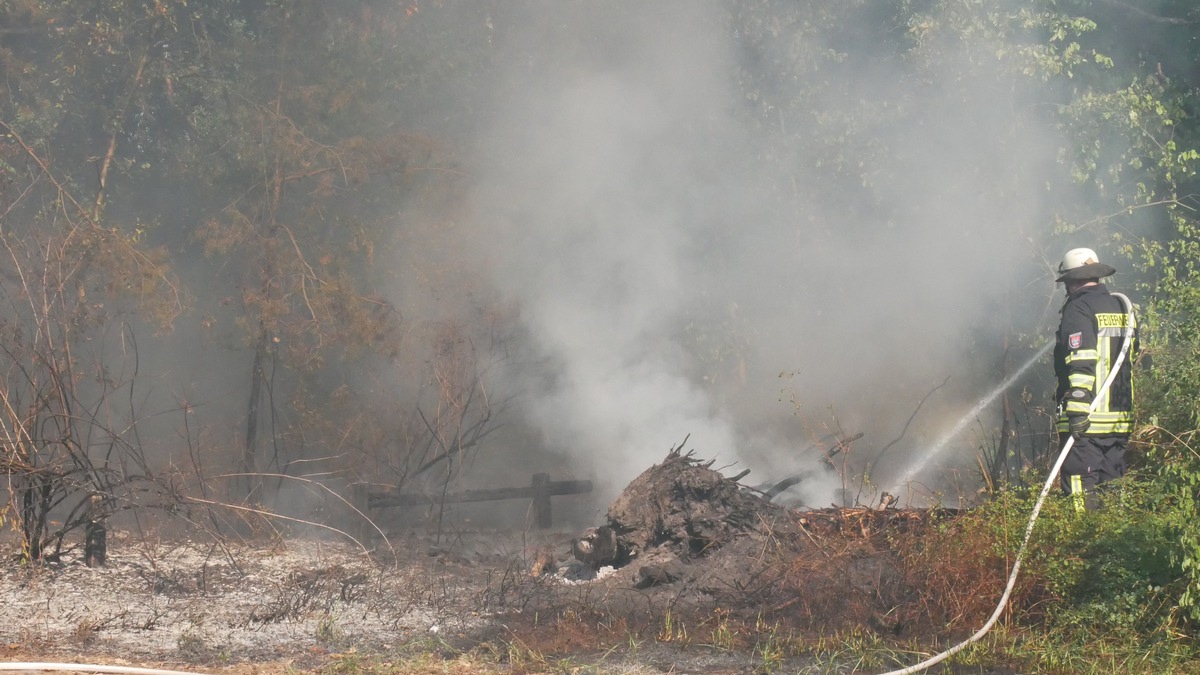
[878,292,1135,675]
[0,664,210,675]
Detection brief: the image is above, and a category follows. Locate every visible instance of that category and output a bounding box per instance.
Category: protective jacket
[1054,283,1135,436]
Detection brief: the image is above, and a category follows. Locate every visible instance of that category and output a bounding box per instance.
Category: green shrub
[1152,452,1200,626]
[934,473,1189,642]
[1037,476,1180,637]
[1130,267,1200,628]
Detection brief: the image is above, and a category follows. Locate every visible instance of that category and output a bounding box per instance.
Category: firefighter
[1053,247,1136,511]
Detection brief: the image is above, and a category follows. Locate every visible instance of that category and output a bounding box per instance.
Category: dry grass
[0,503,1103,674]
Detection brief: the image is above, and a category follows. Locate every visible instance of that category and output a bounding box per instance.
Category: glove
[1068,414,1090,438]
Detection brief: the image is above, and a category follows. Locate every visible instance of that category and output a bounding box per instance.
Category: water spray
[893,341,1054,491]
[877,292,1135,675]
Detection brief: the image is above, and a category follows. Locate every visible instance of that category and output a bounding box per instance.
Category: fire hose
[0,665,210,675]
[878,292,1135,675]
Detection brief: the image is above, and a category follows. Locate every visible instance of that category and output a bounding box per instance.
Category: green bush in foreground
[970,470,1192,646]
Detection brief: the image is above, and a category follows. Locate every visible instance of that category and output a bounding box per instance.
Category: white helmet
[1056,247,1116,282]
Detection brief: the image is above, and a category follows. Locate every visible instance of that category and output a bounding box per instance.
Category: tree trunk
[241,329,269,500]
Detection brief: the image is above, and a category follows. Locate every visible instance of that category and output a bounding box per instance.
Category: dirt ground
[0,520,1005,675]
[0,526,809,673]
[0,453,991,674]
[0,526,539,664]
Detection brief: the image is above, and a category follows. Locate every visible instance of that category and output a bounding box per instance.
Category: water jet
[893,341,1053,492]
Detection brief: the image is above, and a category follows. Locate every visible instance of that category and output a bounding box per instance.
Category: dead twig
[180,495,372,556]
[212,472,396,559]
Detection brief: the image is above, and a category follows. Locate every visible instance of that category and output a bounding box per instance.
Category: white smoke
[461,2,1060,503]
[470,13,750,491]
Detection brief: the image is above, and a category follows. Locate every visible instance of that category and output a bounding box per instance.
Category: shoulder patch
[1068,332,1082,349]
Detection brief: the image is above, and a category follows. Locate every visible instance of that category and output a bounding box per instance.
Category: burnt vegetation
[513,448,1009,643]
[2,1,1200,673]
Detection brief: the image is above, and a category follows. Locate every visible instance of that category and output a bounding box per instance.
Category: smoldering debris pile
[552,446,943,636]
[570,447,801,576]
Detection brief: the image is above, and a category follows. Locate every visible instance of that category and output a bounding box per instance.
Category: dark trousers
[1059,434,1128,496]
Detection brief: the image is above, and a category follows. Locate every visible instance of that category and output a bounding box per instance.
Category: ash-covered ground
[0,452,967,674]
[0,530,511,664]
[1,528,827,673]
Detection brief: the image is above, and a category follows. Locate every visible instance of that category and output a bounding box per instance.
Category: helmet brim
[1056,262,1116,282]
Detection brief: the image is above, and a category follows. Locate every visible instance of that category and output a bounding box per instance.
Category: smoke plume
[442,2,1065,505]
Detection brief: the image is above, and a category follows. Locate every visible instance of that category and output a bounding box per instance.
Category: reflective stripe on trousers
[1070,474,1085,513]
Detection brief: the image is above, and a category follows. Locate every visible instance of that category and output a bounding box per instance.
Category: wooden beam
[368,478,593,508]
